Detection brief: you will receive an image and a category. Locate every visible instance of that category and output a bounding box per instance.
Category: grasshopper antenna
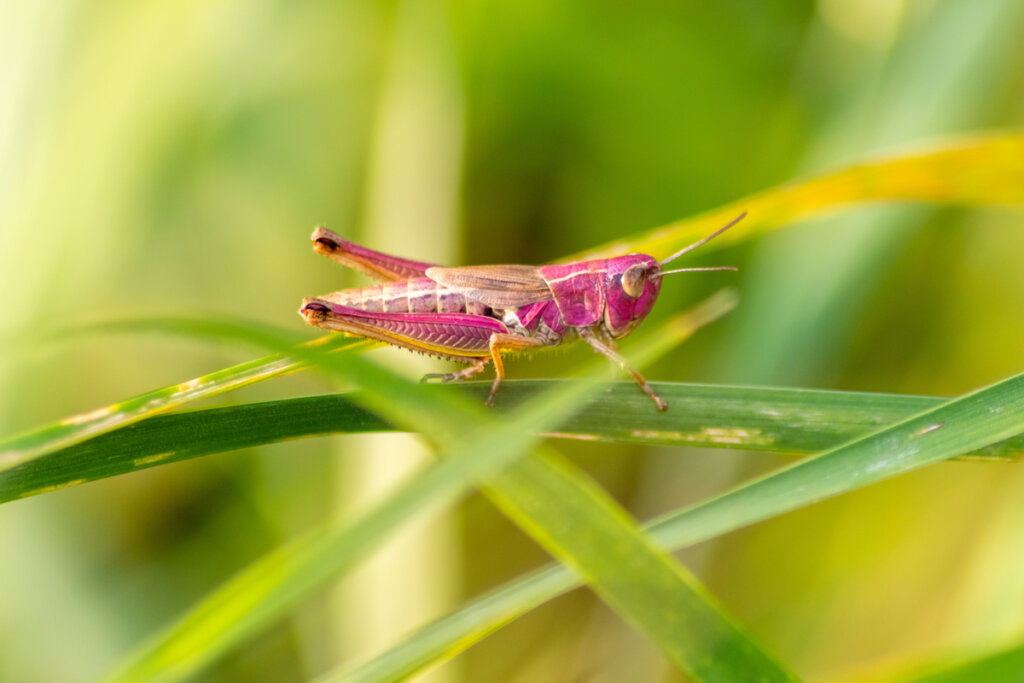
[659,211,746,268]
[656,265,738,277]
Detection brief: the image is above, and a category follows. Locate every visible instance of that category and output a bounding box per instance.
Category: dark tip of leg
[302,301,331,314]
[486,380,501,408]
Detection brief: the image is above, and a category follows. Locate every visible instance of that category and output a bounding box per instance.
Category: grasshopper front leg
[578,327,667,411]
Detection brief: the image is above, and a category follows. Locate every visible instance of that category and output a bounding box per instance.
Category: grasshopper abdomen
[316,277,491,316]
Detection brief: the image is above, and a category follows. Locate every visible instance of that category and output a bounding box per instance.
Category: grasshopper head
[604,255,662,338]
[603,213,744,337]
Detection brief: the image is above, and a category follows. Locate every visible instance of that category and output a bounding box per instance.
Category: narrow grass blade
[6,383,1021,505]
[0,319,369,475]
[336,369,1024,681]
[575,133,1024,261]
[476,448,798,683]
[114,293,794,683]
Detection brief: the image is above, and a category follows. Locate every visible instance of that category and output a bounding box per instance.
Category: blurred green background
[2,1,1024,681]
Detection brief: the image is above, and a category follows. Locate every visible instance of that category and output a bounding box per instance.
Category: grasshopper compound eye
[314,237,338,251]
[621,264,648,298]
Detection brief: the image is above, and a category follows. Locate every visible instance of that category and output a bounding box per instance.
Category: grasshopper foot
[485,379,500,408]
[421,360,488,385]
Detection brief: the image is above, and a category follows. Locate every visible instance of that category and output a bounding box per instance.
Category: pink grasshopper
[299,213,743,410]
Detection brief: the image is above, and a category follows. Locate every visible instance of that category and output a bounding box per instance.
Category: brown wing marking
[425,265,553,308]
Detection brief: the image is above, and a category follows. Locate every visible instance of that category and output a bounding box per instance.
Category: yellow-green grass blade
[6,382,1021,505]
[113,294,795,683]
[334,369,1024,682]
[878,640,1024,683]
[574,133,1024,261]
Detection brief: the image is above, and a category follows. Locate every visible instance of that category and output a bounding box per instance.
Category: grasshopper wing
[425,265,553,308]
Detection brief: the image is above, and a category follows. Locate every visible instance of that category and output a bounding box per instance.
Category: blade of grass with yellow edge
[0,323,373,475]
[573,133,1024,262]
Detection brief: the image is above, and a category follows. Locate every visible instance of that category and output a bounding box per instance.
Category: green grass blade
[336,369,1024,681]
[0,318,370,475]
[476,448,798,683]
[114,293,795,683]
[0,351,292,472]
[647,370,1024,551]
[6,383,1020,504]
[575,133,1024,261]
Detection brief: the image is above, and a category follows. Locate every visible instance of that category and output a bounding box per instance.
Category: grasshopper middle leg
[422,334,547,407]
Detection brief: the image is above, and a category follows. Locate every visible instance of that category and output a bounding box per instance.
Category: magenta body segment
[537,262,607,327]
[504,299,569,342]
[514,301,548,329]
